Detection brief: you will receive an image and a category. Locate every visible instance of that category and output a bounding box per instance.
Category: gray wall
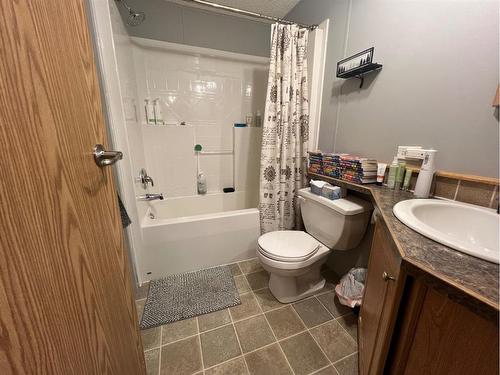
[117,0,271,57]
[288,0,499,177]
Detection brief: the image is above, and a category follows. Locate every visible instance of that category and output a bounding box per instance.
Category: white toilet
[257,187,373,303]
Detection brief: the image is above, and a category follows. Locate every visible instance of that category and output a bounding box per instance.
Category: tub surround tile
[198,309,231,332]
[141,327,161,351]
[245,270,270,290]
[337,314,358,341]
[161,317,198,344]
[254,288,284,312]
[229,292,261,321]
[308,173,499,316]
[144,348,160,375]
[265,306,306,340]
[200,325,241,368]
[293,298,333,328]
[234,315,276,353]
[310,320,357,363]
[317,292,352,318]
[205,357,248,375]
[244,344,293,375]
[234,275,251,294]
[279,332,330,375]
[333,352,359,375]
[238,258,263,274]
[161,336,203,375]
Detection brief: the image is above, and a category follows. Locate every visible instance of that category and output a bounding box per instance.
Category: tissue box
[310,180,327,195]
[321,184,345,200]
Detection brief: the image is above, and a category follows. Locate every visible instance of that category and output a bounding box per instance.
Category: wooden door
[0,1,145,374]
[359,221,403,375]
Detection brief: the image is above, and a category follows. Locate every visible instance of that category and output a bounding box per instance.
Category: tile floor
[135,258,359,375]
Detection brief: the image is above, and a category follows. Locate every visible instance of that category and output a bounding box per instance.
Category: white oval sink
[393,199,500,264]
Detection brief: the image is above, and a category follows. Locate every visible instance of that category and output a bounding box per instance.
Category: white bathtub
[139,191,260,280]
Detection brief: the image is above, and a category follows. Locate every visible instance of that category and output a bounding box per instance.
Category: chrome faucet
[137,193,164,201]
[136,168,154,189]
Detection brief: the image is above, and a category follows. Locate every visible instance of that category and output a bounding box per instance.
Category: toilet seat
[257,231,320,262]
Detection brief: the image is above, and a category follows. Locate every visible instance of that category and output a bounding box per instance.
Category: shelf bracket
[356,75,365,89]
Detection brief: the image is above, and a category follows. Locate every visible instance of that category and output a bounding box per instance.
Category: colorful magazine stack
[322,153,348,178]
[308,151,323,175]
[340,155,378,184]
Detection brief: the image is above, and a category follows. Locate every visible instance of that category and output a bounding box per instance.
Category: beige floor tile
[228,263,243,276]
[141,327,161,351]
[198,309,231,332]
[314,366,340,375]
[265,306,306,340]
[310,320,357,363]
[234,275,251,294]
[205,357,248,375]
[245,271,270,290]
[279,332,330,375]
[238,258,263,274]
[254,288,284,312]
[234,315,275,353]
[229,292,261,321]
[244,343,293,375]
[200,325,241,368]
[136,299,145,324]
[292,298,333,328]
[333,352,358,375]
[161,317,198,345]
[317,292,352,318]
[144,348,160,375]
[160,336,203,375]
[135,282,150,300]
[337,314,358,341]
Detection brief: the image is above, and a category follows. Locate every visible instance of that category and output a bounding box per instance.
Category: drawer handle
[382,271,396,281]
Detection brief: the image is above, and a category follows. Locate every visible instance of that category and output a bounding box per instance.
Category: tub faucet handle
[137,168,154,189]
[137,193,164,201]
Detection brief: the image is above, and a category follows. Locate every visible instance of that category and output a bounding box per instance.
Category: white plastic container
[145,99,155,125]
[153,98,164,125]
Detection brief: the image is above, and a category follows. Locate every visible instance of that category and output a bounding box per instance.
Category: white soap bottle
[153,98,164,125]
[197,172,207,194]
[145,99,155,125]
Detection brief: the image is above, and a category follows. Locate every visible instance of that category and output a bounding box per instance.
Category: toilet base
[266,259,327,303]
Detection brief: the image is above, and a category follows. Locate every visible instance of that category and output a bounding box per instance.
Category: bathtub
[139,191,260,281]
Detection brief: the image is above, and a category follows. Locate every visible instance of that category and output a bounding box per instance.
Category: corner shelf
[337,62,383,88]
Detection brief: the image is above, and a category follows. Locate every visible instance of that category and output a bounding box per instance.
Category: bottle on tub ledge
[153,98,164,125]
[144,98,155,125]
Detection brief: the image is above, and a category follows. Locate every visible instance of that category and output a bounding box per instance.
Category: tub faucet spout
[137,193,164,201]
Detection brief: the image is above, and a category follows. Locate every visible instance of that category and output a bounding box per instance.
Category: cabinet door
[359,221,403,375]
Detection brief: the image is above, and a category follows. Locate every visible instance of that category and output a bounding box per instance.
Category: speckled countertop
[309,173,499,315]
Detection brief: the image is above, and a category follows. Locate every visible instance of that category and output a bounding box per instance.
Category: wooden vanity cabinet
[359,220,499,375]
[359,220,405,375]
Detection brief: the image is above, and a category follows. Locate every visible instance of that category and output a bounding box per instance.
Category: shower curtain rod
[180,0,318,30]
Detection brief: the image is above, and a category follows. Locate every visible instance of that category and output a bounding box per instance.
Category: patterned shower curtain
[259,24,309,233]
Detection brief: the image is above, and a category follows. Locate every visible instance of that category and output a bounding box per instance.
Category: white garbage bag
[335,268,367,308]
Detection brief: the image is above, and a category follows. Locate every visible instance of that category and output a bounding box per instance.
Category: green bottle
[387,157,399,189]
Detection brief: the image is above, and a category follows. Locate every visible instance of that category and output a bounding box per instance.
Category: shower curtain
[259,23,309,233]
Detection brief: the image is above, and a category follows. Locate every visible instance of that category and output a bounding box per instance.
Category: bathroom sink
[393,199,500,264]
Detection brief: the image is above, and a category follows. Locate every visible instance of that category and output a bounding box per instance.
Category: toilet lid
[258,231,320,262]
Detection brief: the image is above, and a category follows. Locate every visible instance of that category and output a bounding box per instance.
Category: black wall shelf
[337,62,383,88]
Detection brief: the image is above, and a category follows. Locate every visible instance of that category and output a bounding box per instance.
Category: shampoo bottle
[153,98,164,125]
[394,161,406,190]
[145,99,155,125]
[387,157,399,189]
[197,172,207,194]
[255,110,262,127]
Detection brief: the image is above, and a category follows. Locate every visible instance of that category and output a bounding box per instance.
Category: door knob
[382,271,396,282]
[93,144,123,167]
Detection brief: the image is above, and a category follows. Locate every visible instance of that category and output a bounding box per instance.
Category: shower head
[116,0,145,26]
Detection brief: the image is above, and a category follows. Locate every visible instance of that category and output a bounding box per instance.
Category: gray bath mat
[140,265,241,329]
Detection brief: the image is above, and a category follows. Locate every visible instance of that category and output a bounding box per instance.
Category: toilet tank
[298,188,373,250]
